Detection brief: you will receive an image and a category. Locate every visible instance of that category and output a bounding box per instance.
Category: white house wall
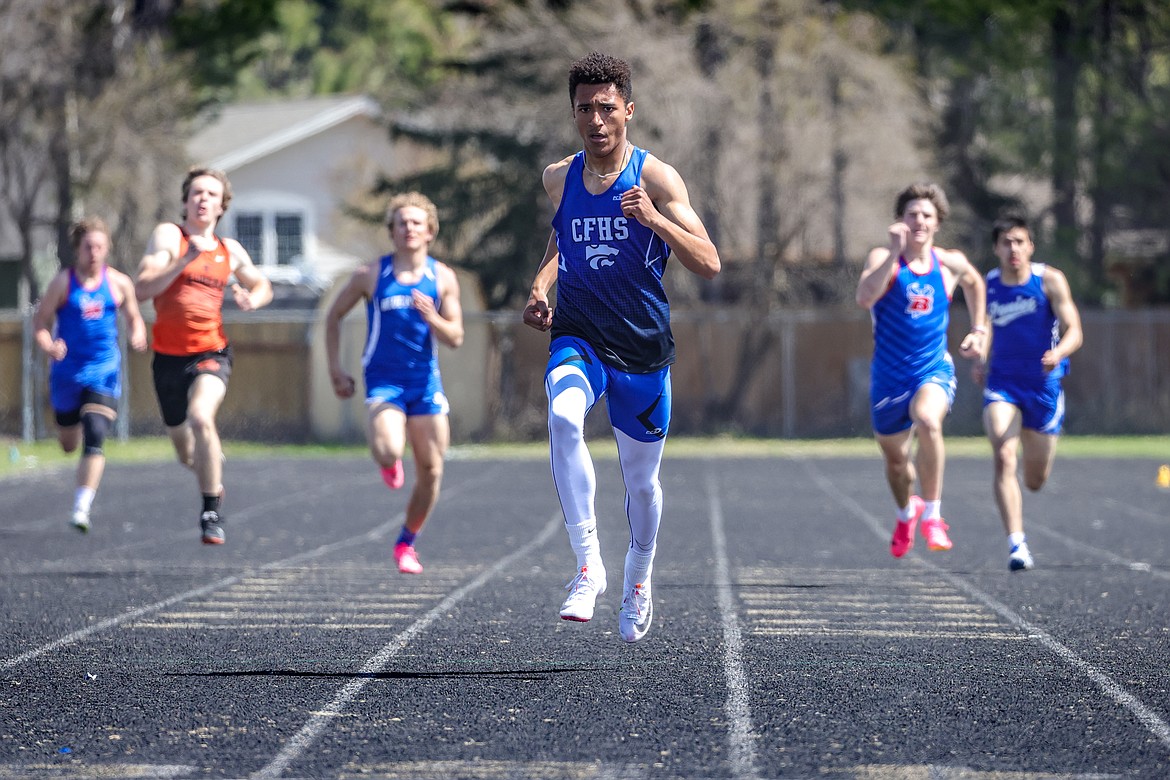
[219,116,407,283]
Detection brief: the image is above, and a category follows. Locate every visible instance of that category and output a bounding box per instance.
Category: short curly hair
[568,51,633,105]
[385,191,439,238]
[181,166,233,216]
[894,182,950,222]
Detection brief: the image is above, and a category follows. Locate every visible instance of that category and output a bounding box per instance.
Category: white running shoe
[559,565,606,622]
[71,509,90,533]
[618,579,653,643]
[1009,542,1034,571]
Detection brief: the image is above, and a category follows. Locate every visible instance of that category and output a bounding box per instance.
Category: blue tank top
[986,264,1066,380]
[362,255,441,385]
[55,269,120,370]
[869,252,951,385]
[550,146,673,373]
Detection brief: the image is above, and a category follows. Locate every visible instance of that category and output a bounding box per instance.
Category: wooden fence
[3,306,1168,442]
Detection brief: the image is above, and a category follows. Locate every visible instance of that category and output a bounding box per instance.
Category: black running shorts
[151,346,234,427]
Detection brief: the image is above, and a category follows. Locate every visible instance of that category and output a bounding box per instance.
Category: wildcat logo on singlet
[905,281,935,318]
[79,293,104,320]
[588,245,619,269]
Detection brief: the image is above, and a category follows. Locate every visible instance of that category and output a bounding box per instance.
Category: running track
[2,450,1168,779]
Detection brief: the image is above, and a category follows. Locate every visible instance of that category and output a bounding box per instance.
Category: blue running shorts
[546,336,671,442]
[870,355,956,436]
[366,371,449,416]
[983,374,1065,434]
[50,362,121,415]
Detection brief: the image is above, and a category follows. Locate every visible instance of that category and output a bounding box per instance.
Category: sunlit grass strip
[3,434,1168,476]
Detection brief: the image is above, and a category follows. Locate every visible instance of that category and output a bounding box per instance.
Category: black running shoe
[200,510,225,545]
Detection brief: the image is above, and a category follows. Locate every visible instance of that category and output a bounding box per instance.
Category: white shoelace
[565,570,597,592]
[621,584,649,619]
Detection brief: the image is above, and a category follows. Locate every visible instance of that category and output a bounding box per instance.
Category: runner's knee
[81,412,111,456]
[1023,471,1048,492]
[548,408,585,443]
[186,407,217,435]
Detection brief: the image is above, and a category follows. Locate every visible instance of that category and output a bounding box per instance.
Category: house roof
[187,94,382,171]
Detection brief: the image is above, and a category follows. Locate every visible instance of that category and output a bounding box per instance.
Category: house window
[234,213,263,262]
[275,213,303,265]
[231,209,306,267]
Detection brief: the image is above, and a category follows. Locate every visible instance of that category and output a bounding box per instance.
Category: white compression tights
[546,364,664,585]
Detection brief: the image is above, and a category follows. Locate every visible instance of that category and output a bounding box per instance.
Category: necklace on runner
[582,143,630,180]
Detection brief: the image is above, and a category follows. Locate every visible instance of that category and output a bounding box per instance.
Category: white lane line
[249,514,562,780]
[798,457,1170,752]
[1101,494,1170,523]
[2,572,248,670]
[1,508,406,671]
[3,466,509,669]
[705,471,762,780]
[1027,521,1168,579]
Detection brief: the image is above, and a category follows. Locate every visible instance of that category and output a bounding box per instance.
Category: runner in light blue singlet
[362,253,448,416]
[324,192,465,575]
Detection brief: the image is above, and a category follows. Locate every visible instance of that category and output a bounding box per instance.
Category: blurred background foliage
[3,0,1169,308]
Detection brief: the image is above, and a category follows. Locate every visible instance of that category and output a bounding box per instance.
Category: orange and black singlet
[151,225,231,356]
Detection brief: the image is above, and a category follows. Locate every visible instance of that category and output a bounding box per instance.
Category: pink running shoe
[394,542,423,574]
[921,518,953,551]
[381,460,405,490]
[890,495,925,558]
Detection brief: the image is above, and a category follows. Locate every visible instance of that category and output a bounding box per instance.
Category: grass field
[3,434,1169,479]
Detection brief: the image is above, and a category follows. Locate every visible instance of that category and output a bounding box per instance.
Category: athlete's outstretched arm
[32,272,69,361]
[226,238,273,311]
[524,160,572,332]
[943,250,987,359]
[523,231,560,332]
[1042,267,1083,371]
[324,264,374,399]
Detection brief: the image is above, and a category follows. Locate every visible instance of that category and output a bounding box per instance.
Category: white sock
[624,547,655,590]
[565,520,602,572]
[922,500,941,521]
[1008,532,1026,548]
[74,486,96,513]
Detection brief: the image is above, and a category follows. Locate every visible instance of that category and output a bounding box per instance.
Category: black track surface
[2,451,1168,779]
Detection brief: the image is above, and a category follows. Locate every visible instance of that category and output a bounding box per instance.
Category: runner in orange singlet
[135,167,272,545]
